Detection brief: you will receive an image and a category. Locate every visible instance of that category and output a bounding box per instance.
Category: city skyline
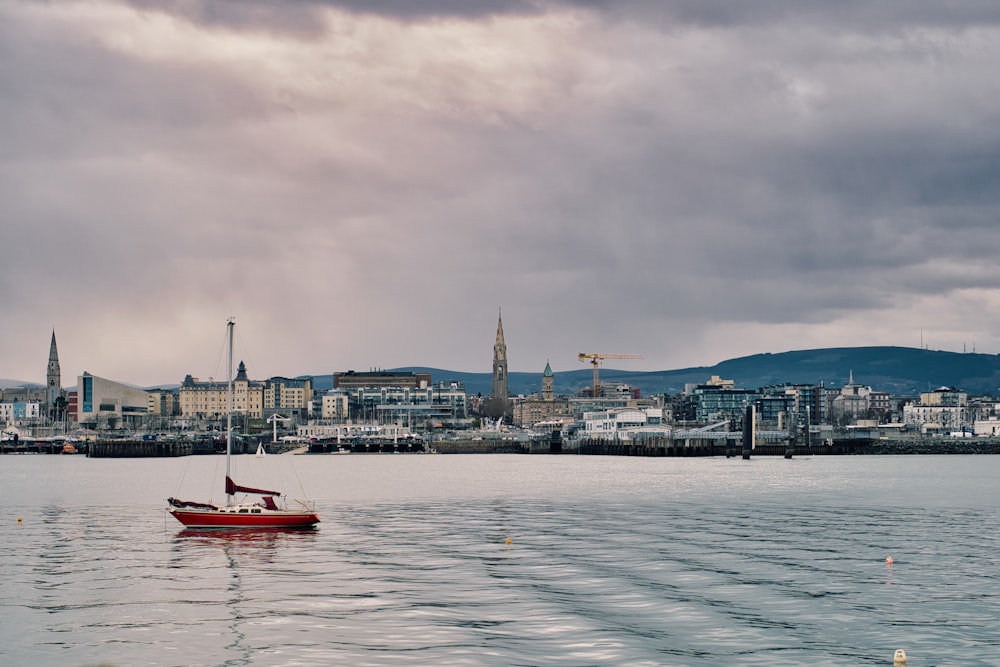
[3,2,1000,386]
[3,336,995,400]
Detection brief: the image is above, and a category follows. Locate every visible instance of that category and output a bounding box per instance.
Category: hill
[683,346,1000,396]
[8,347,999,398]
[311,347,1000,398]
[0,379,41,389]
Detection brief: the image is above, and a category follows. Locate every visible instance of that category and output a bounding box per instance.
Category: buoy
[893,648,907,663]
[17,516,22,524]
[886,556,893,566]
[505,537,512,545]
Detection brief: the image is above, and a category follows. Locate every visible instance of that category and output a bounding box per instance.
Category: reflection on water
[168,526,322,666]
[1,456,999,666]
[175,526,320,544]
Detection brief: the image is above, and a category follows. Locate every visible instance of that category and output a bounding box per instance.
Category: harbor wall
[87,440,194,458]
[86,438,240,457]
[574,437,1000,456]
[7,436,1000,457]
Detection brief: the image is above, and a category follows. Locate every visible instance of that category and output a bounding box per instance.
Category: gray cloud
[2,0,1000,385]
[119,1,1000,30]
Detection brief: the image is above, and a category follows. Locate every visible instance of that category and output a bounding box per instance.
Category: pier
[88,440,193,457]
[574,437,872,457]
[308,439,426,454]
[87,438,237,458]
[7,435,1000,457]
[574,436,1000,456]
[0,440,73,455]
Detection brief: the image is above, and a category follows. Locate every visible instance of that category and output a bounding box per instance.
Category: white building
[320,391,350,420]
[903,404,968,433]
[321,382,468,426]
[902,386,969,433]
[76,372,150,428]
[581,408,669,440]
[0,401,41,425]
[974,418,1000,437]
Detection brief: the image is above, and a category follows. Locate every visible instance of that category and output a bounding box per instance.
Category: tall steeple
[542,360,554,402]
[491,309,509,403]
[46,329,62,411]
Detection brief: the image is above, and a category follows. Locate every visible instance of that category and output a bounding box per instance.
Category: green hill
[360,347,1000,398]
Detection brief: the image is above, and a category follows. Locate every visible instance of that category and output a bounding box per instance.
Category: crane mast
[577,352,644,398]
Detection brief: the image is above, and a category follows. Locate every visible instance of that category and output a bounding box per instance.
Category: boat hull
[169,507,320,529]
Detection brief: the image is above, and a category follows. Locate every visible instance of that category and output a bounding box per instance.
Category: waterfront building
[263,376,313,418]
[580,407,669,440]
[511,361,572,427]
[688,379,758,423]
[919,386,967,407]
[352,382,469,425]
[178,361,264,419]
[178,365,309,421]
[297,422,418,442]
[568,394,646,417]
[334,370,431,390]
[793,384,826,424]
[76,372,151,429]
[967,396,1000,425]
[902,387,969,433]
[320,391,350,421]
[973,417,1000,436]
[66,390,78,423]
[0,386,47,404]
[869,390,892,417]
[146,389,179,417]
[0,401,41,425]
[755,392,795,427]
[757,384,826,427]
[825,372,873,423]
[318,382,467,429]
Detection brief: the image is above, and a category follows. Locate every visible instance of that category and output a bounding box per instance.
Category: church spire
[47,329,62,414]
[491,309,509,403]
[494,309,507,361]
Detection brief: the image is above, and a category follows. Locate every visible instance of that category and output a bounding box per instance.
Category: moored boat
[167,319,319,530]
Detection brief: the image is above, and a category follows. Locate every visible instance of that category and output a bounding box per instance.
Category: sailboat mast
[226,318,234,506]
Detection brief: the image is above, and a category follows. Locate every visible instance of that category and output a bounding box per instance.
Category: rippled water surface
[2,454,998,666]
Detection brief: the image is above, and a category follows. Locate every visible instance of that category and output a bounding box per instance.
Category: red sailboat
[167,319,319,529]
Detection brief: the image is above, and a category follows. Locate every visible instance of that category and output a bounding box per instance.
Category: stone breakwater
[87,438,235,457]
[863,439,1000,455]
[570,437,1000,457]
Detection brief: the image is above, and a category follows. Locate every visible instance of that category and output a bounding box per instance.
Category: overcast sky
[3,0,1000,387]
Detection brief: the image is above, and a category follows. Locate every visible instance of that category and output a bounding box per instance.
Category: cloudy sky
[3,0,1000,387]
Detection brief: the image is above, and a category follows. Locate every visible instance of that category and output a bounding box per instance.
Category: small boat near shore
[167,319,319,530]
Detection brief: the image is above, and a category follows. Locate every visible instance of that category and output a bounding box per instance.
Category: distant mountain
[351,347,1000,398]
[0,379,41,389]
[21,346,984,398]
[675,346,1000,396]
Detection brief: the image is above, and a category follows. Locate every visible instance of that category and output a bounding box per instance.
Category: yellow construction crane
[578,353,644,398]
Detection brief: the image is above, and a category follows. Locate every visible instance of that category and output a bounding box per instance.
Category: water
[1,454,998,666]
